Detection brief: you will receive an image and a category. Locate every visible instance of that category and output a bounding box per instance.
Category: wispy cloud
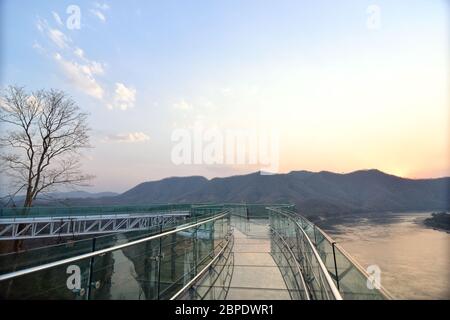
[54,53,104,99]
[48,28,70,48]
[105,132,150,143]
[90,2,110,22]
[173,99,193,111]
[36,18,71,48]
[52,11,63,26]
[94,2,110,11]
[221,87,232,96]
[108,83,137,110]
[32,41,46,54]
[90,9,106,22]
[35,15,107,100]
[74,47,84,59]
[34,10,139,110]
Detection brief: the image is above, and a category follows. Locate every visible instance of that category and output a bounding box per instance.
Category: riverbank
[423,212,450,232]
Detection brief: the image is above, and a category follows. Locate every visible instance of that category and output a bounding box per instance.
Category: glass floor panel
[225,218,292,300]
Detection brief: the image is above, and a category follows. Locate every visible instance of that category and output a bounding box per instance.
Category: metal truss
[0,211,189,240]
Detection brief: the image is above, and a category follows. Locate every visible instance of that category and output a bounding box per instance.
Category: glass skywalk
[0,204,392,300]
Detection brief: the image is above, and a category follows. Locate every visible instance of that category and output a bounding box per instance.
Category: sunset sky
[1,0,448,193]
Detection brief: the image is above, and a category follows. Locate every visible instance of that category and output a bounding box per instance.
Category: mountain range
[20,169,449,216]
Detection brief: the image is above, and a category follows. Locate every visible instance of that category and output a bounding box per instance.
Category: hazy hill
[92,169,448,215]
[41,191,119,199]
[5,191,118,206]
[12,170,449,215]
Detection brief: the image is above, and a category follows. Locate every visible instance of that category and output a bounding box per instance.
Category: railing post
[332,242,340,291]
[193,225,198,276]
[86,237,96,300]
[157,225,162,299]
[313,226,318,246]
[171,232,176,281]
[143,238,152,299]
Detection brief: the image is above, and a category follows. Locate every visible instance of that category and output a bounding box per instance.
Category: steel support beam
[0,211,189,240]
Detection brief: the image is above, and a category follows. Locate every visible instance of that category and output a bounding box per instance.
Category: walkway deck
[226,217,291,300]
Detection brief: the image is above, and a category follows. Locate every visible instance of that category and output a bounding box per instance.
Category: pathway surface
[225,218,291,300]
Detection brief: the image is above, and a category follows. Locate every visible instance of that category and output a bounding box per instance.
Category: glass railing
[0,210,212,275]
[0,203,295,219]
[0,211,231,299]
[171,232,234,300]
[270,228,310,300]
[268,207,392,300]
[269,208,342,300]
[225,203,295,219]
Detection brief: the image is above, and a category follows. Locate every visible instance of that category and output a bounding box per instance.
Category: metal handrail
[270,227,311,300]
[267,207,343,300]
[170,232,233,300]
[0,211,229,282]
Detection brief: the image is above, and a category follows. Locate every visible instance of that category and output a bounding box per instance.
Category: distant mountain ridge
[6,191,118,206]
[30,169,449,216]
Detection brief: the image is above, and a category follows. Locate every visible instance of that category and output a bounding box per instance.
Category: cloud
[85,61,105,75]
[54,53,104,99]
[52,11,63,26]
[74,47,84,59]
[32,41,46,54]
[33,13,141,111]
[48,28,70,48]
[34,17,106,100]
[90,9,106,22]
[25,95,45,111]
[36,18,70,49]
[72,47,105,75]
[91,2,110,22]
[221,88,232,96]
[105,132,150,143]
[173,99,193,111]
[108,83,136,110]
[94,2,110,10]
[36,19,45,32]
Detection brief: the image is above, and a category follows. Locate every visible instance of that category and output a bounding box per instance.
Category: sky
[0,0,449,193]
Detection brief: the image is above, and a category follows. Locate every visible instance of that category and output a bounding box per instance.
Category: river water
[321,212,450,300]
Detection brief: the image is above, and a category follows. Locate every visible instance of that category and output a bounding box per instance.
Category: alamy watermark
[66,5,81,30]
[366,264,382,289]
[366,4,381,30]
[66,264,84,296]
[171,124,280,174]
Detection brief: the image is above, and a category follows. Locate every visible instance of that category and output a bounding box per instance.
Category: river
[320,212,450,299]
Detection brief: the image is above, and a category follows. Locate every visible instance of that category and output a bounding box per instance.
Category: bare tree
[0,85,93,208]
